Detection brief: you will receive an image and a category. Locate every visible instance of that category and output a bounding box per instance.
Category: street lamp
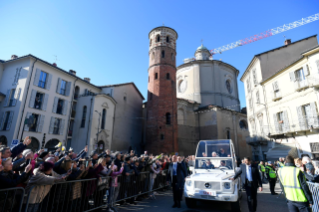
[94,110,101,151]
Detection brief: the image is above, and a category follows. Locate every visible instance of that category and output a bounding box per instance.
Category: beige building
[176,45,251,158]
[241,35,319,160]
[0,54,144,154]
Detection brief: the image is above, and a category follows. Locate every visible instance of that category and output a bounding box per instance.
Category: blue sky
[1,0,318,108]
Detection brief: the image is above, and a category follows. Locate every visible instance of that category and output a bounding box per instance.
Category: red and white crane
[208,13,319,55]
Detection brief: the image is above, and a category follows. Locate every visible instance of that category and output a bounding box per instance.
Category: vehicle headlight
[186,180,192,187]
[224,182,231,189]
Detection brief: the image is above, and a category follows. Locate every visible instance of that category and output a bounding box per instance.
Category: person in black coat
[231,157,263,212]
[166,155,187,208]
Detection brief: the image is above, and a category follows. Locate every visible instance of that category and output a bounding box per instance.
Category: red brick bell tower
[146,26,178,154]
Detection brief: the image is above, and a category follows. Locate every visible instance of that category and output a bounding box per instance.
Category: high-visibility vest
[278,167,308,202]
[266,166,276,178]
[259,164,265,172]
[278,161,285,168]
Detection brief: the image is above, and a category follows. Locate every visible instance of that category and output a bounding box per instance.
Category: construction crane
[209,13,319,55]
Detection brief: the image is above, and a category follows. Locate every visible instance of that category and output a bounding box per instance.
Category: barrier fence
[307,182,319,212]
[0,170,168,212]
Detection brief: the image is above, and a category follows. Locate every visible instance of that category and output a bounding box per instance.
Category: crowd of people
[0,136,194,212]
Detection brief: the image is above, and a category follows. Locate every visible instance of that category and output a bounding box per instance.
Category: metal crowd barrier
[0,170,169,212]
[307,182,319,212]
[115,170,168,204]
[0,187,25,212]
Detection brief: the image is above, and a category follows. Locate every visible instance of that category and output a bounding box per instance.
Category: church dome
[196,44,208,51]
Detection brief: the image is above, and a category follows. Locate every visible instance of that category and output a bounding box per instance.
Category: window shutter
[274,81,279,90]
[310,102,319,128]
[297,106,306,130]
[36,115,45,132]
[46,74,52,90]
[303,64,309,76]
[56,78,61,93]
[0,112,5,130]
[29,90,37,108]
[252,69,257,85]
[52,97,58,113]
[34,69,41,86]
[6,112,14,131]
[13,88,21,106]
[24,112,32,131]
[42,94,49,111]
[316,60,319,73]
[289,72,296,82]
[273,114,279,133]
[63,100,68,115]
[65,82,71,96]
[59,119,65,135]
[283,111,290,132]
[49,117,55,134]
[4,89,11,106]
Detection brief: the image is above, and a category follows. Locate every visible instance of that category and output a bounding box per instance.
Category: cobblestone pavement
[110,182,288,212]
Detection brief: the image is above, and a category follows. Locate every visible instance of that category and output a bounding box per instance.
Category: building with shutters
[0,54,144,154]
[240,35,319,160]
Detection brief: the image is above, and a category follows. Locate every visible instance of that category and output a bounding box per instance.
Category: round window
[226,80,232,94]
[179,80,187,93]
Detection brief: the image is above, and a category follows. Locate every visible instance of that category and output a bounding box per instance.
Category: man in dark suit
[231,157,263,212]
[167,155,187,208]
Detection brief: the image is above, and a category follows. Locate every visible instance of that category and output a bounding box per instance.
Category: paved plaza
[113,182,288,212]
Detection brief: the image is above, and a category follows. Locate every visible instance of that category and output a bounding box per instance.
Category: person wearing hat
[278,155,313,211]
[265,161,277,195]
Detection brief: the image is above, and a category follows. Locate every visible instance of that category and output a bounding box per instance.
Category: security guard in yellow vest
[266,161,277,195]
[277,157,285,168]
[278,155,313,212]
[258,161,266,182]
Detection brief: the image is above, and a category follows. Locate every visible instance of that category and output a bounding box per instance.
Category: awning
[266,143,295,160]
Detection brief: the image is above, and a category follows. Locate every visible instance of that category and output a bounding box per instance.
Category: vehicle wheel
[185,197,196,208]
[231,199,241,212]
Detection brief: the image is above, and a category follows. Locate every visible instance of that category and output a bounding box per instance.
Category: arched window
[166,113,171,125]
[152,52,155,60]
[81,106,87,128]
[171,53,174,61]
[156,35,160,42]
[101,109,106,129]
[155,73,158,79]
[226,130,230,139]
[166,36,170,43]
[239,120,248,130]
[74,86,80,100]
[161,50,165,58]
[166,73,170,80]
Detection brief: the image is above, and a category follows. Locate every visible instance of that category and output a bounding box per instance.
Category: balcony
[294,80,308,91]
[246,135,269,146]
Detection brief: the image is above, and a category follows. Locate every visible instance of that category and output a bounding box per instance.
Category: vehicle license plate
[200,190,216,196]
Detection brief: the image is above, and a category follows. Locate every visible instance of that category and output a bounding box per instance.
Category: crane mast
[209,13,319,55]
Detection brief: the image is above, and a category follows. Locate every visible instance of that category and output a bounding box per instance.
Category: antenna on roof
[53,55,58,63]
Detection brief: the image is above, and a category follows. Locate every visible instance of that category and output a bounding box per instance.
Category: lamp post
[95,110,101,152]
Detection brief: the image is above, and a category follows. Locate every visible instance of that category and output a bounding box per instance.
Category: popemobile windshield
[184,140,242,212]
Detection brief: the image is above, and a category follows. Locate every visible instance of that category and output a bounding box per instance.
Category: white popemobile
[184,140,242,211]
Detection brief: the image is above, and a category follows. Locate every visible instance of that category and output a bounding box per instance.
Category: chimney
[69,69,76,75]
[52,63,57,67]
[284,39,291,45]
[84,77,91,83]
[11,55,18,59]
